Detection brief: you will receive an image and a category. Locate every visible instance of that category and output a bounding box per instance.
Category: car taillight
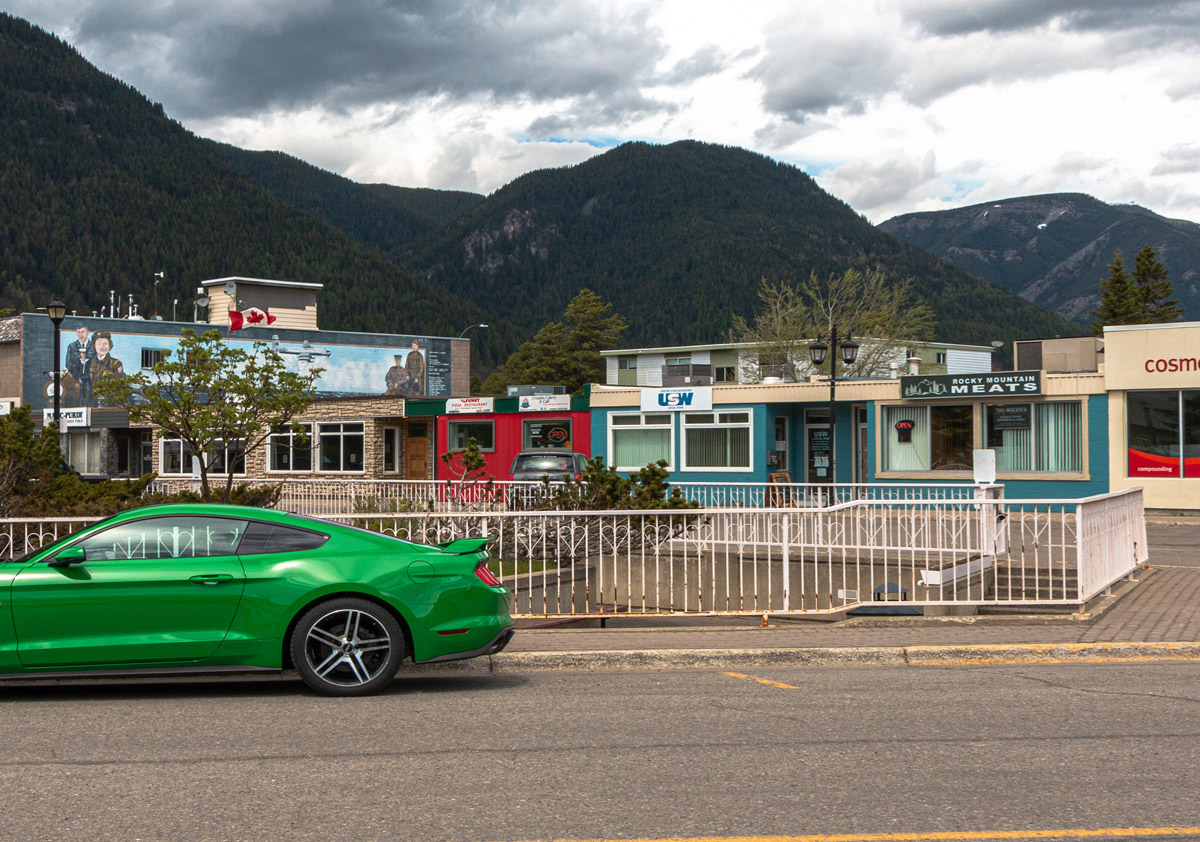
[475,562,502,587]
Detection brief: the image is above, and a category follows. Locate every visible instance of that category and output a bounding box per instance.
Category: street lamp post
[458,323,488,338]
[47,296,67,432]
[808,327,859,490]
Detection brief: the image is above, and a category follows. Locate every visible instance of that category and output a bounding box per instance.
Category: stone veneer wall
[148,395,427,481]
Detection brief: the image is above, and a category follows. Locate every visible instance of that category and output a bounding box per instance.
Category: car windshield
[516,456,573,472]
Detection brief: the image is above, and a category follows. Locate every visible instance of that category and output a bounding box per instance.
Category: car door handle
[189,573,235,585]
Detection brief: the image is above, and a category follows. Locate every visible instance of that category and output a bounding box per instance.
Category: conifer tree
[1090,250,1147,334]
[1131,244,1182,323]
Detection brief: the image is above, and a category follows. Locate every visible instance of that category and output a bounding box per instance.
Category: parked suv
[509,450,588,481]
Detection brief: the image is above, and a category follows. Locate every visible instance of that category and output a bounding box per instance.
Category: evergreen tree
[1132,245,1182,323]
[483,289,626,394]
[1090,250,1147,334]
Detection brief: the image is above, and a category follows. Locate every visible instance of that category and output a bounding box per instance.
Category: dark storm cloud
[64,0,669,120]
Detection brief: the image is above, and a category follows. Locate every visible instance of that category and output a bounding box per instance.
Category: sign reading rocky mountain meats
[899,371,1041,399]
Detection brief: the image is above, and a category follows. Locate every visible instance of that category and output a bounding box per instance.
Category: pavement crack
[1010,670,1200,707]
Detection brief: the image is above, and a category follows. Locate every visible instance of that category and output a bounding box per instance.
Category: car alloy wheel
[291,598,404,696]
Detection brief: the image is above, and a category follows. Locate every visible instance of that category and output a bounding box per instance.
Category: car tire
[290,597,405,697]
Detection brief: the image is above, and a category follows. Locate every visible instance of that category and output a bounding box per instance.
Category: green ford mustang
[0,504,514,696]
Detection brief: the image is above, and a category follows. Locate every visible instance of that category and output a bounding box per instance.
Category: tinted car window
[514,455,574,473]
[237,521,330,555]
[74,516,250,560]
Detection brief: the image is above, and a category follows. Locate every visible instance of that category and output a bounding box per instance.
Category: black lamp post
[47,296,67,432]
[809,327,859,486]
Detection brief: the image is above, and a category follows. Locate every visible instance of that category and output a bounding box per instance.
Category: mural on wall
[39,322,451,412]
[56,323,126,408]
[383,340,426,397]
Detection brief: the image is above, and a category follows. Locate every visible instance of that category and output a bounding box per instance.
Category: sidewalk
[420,521,1200,672]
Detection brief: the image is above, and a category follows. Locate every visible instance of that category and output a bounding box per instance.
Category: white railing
[3,489,1145,618]
[144,477,992,515]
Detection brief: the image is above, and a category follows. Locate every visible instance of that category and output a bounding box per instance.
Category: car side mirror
[48,546,87,567]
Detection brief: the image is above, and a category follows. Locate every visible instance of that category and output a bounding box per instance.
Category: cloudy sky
[11,0,1200,223]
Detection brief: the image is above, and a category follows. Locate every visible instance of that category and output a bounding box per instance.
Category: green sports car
[0,504,514,696]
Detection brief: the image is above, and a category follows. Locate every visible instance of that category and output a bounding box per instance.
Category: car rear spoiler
[436,537,492,555]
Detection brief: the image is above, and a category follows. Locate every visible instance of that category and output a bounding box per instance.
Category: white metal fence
[2,489,1146,618]
[145,478,991,514]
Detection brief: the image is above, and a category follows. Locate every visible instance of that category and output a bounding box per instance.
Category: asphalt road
[2,661,1199,842]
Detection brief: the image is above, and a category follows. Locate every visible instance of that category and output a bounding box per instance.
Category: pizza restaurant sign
[899,371,1041,400]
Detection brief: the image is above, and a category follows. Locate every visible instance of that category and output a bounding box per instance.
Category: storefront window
[683,412,751,470]
[610,413,672,471]
[270,424,312,472]
[160,438,244,475]
[1127,391,1181,478]
[523,419,572,449]
[448,420,494,452]
[930,405,973,470]
[1185,392,1200,478]
[67,430,102,475]
[318,423,365,472]
[987,402,1082,472]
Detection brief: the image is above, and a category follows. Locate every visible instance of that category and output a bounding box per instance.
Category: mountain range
[880,194,1200,325]
[2,12,1087,376]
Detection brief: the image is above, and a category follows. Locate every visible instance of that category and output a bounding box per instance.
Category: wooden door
[406,421,429,479]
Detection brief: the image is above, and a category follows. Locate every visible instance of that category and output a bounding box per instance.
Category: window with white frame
[617,356,637,370]
[610,413,673,471]
[67,430,102,474]
[448,420,495,451]
[269,424,312,472]
[682,411,751,470]
[318,423,364,472]
[159,438,245,475]
[160,438,194,475]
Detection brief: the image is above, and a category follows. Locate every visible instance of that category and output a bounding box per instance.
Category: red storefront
[422,394,592,481]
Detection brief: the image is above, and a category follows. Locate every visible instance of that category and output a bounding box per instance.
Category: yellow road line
[512,827,1200,842]
[905,641,1200,667]
[722,671,799,689]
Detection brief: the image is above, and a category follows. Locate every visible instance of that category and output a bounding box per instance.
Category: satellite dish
[223,281,237,297]
[197,295,211,307]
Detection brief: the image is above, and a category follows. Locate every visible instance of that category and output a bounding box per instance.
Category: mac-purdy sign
[899,371,1041,399]
[42,407,91,427]
[641,386,714,412]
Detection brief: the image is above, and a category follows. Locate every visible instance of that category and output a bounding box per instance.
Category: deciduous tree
[732,269,935,381]
[94,329,322,502]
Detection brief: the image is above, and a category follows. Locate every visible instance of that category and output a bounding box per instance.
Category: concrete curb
[400,640,1200,674]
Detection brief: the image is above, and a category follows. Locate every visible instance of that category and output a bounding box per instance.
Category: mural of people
[65,325,94,406]
[403,339,426,396]
[383,354,409,396]
[87,330,124,406]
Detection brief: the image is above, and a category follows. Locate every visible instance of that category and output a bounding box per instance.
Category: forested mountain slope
[402,141,1082,348]
[0,14,487,345]
[212,143,483,258]
[880,194,1200,324]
